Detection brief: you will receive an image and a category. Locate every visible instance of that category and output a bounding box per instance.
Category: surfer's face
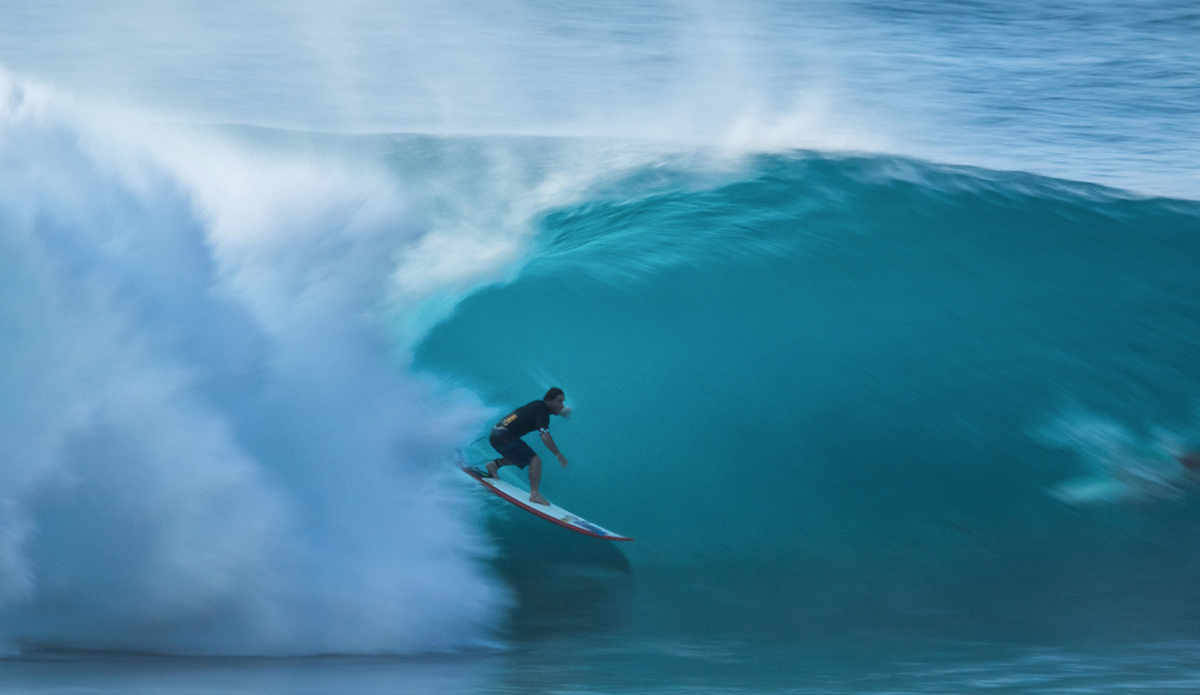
[547,394,566,414]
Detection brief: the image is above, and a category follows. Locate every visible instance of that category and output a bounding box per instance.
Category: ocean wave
[417,150,1200,631]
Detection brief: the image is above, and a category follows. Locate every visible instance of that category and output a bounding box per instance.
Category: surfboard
[460,464,633,541]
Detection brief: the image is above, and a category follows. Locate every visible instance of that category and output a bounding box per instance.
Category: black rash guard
[495,400,551,438]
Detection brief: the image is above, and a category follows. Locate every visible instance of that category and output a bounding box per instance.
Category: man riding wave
[485,388,571,505]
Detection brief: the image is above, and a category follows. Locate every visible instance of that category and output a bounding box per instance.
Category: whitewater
[2,1,1200,693]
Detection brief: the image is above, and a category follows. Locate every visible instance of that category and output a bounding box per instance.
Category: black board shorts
[489,428,537,468]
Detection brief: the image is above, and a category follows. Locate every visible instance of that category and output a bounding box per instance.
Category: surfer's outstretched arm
[541,431,568,467]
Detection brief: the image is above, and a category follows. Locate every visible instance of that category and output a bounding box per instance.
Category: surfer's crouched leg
[485,459,501,478]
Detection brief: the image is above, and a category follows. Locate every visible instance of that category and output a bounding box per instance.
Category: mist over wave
[0,73,507,655]
[2,0,1198,197]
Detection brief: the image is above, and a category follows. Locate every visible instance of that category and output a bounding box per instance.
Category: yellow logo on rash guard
[501,414,517,427]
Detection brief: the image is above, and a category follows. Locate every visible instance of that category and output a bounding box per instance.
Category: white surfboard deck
[460,464,632,541]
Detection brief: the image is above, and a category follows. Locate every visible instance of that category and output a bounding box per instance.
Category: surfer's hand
[560,406,572,419]
[557,454,569,468]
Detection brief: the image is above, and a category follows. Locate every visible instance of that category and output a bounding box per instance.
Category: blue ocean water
[2,1,1200,692]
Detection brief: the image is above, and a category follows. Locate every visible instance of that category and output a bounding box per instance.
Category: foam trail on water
[1040,411,1199,505]
[0,71,507,655]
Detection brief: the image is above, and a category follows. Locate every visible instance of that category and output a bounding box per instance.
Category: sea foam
[0,71,507,655]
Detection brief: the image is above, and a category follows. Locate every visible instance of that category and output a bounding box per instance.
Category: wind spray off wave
[0,73,506,655]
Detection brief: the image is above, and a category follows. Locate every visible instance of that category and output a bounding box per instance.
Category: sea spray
[0,73,507,655]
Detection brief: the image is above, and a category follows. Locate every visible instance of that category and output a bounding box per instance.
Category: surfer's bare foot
[485,459,499,478]
[529,491,550,506]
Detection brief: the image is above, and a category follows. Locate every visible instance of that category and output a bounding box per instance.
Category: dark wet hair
[544,387,564,401]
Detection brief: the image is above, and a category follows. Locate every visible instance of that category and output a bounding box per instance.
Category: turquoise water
[5,640,1200,694]
[416,149,1200,645]
[3,1,1200,692]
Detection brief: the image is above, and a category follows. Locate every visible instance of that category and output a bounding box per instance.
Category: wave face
[0,78,506,655]
[416,152,1200,637]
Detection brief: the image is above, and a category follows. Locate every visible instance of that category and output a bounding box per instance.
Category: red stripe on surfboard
[461,466,633,541]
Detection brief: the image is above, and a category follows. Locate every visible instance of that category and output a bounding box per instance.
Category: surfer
[485,388,571,505]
